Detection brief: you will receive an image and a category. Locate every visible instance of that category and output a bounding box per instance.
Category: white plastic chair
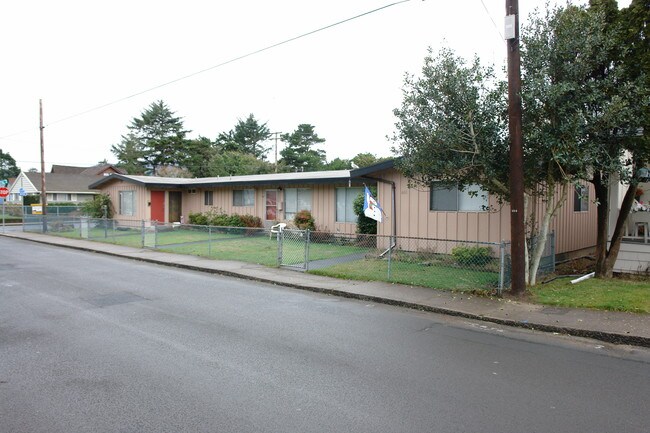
[269,222,287,239]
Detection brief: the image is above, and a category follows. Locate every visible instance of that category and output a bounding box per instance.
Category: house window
[430,183,488,211]
[336,187,362,223]
[119,190,135,216]
[574,185,589,212]
[233,189,255,206]
[188,189,197,195]
[204,190,214,206]
[285,188,312,220]
[55,193,72,202]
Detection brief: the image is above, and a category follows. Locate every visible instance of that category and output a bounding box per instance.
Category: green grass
[161,235,372,267]
[529,277,650,313]
[310,258,499,292]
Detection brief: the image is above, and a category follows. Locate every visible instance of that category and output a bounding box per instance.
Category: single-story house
[89,159,598,258]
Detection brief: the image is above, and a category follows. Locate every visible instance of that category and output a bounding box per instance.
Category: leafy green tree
[182,136,217,177]
[207,151,274,176]
[392,43,585,286]
[351,153,392,168]
[0,149,20,179]
[111,100,190,175]
[582,0,650,277]
[325,158,352,170]
[216,114,271,159]
[280,124,326,172]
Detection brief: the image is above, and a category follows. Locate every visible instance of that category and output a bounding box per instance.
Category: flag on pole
[363,186,383,222]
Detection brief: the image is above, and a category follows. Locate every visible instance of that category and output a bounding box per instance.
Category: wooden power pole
[505,0,526,295]
[40,99,48,232]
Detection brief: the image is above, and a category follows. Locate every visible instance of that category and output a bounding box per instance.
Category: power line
[477,0,504,40]
[0,0,413,141]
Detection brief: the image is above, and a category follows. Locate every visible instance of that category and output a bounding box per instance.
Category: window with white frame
[204,190,214,206]
[119,190,135,216]
[336,187,362,223]
[55,193,72,202]
[430,182,488,211]
[574,185,589,212]
[284,188,312,220]
[233,189,255,206]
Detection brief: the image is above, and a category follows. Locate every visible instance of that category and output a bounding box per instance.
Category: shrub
[353,187,377,235]
[238,214,263,228]
[188,210,262,228]
[452,245,492,266]
[188,212,208,225]
[81,194,113,218]
[294,209,315,230]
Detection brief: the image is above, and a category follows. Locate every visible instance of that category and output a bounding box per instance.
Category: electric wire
[0,0,413,141]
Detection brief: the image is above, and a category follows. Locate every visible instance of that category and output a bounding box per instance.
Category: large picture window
[430,183,488,212]
[284,188,312,220]
[336,187,362,223]
[119,190,135,216]
[233,189,255,207]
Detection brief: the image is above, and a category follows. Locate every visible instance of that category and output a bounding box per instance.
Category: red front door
[151,191,165,222]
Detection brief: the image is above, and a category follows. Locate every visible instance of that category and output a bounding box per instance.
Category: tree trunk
[528,184,566,286]
[593,172,610,276]
[602,179,638,277]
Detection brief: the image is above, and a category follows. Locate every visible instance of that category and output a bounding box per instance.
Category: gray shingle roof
[25,172,101,193]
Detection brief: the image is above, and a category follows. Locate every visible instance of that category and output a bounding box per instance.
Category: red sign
[0,187,9,198]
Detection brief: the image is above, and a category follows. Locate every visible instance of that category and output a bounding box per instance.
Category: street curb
[4,233,649,348]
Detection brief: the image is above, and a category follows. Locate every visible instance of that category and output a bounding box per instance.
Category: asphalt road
[1,237,649,433]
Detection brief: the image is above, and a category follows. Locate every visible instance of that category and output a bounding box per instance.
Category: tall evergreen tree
[216,114,271,159]
[280,124,326,172]
[111,100,189,174]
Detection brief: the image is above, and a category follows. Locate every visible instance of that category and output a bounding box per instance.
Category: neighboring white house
[6,164,126,204]
[7,171,101,203]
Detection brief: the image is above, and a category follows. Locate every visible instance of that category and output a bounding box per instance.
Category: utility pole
[272,131,282,173]
[506,0,526,295]
[40,99,47,233]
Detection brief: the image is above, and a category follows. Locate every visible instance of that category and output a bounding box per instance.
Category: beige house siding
[102,181,150,222]
[176,183,361,232]
[372,169,597,255]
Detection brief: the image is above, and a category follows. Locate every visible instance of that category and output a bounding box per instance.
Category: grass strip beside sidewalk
[530,278,650,313]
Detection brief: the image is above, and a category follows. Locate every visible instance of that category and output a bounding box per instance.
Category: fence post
[550,231,556,274]
[304,230,311,271]
[387,236,392,281]
[277,229,283,267]
[141,220,145,248]
[154,222,158,249]
[208,226,212,257]
[498,241,506,296]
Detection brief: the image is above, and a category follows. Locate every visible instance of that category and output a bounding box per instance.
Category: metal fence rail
[23,217,557,294]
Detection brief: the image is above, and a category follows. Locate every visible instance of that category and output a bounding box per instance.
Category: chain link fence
[22,216,557,294]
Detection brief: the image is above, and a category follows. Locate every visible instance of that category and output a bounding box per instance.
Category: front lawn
[310,258,500,292]
[529,277,650,313]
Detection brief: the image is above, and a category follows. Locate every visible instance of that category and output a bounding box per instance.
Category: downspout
[360,176,396,254]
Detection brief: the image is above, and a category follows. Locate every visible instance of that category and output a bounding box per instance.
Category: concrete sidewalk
[2,230,649,348]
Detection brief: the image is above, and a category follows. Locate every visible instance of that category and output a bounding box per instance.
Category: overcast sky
[0,0,632,172]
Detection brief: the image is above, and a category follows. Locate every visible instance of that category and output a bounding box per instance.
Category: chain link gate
[277,229,310,270]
